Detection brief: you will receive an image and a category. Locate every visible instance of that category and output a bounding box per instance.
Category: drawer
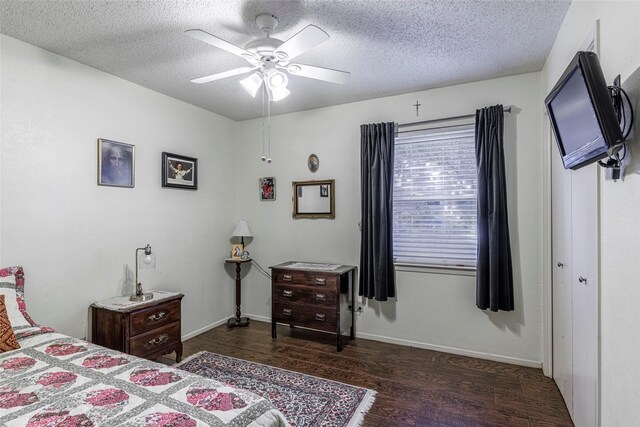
[273,284,336,307]
[130,299,181,336]
[273,270,338,287]
[129,322,180,357]
[273,302,336,331]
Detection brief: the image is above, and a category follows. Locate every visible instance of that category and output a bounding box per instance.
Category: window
[393,124,477,268]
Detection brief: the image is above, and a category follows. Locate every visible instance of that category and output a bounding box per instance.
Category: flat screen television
[545,51,624,170]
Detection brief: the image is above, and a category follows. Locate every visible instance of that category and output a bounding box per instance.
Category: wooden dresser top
[91,292,184,313]
[270,261,356,275]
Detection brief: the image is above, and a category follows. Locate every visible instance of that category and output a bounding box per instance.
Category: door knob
[557,262,564,268]
[578,276,587,284]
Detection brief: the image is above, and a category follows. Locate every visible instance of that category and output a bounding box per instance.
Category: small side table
[225,258,251,327]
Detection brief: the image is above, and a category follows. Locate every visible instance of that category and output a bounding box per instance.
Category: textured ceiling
[0,0,570,121]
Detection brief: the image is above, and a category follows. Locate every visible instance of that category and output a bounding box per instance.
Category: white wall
[541,1,640,425]
[237,72,544,366]
[0,35,238,339]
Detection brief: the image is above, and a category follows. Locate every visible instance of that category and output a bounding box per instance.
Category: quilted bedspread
[0,333,288,426]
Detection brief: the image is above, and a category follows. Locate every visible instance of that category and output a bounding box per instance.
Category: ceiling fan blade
[274,25,329,61]
[185,29,257,60]
[191,66,258,84]
[285,63,350,85]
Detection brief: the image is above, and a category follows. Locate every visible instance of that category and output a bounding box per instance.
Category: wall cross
[413,100,422,116]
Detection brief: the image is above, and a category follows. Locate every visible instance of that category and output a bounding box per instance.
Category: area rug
[176,351,376,427]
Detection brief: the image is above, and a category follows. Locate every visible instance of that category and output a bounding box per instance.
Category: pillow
[0,295,20,352]
[0,266,37,328]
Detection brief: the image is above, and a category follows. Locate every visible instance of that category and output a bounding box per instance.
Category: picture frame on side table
[259,177,276,201]
[162,152,198,190]
[231,244,243,260]
[98,139,135,188]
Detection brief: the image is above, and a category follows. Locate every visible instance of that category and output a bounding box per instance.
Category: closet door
[552,160,599,426]
[570,165,598,427]
[551,141,573,408]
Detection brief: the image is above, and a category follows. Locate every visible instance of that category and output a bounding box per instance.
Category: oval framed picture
[308,154,319,173]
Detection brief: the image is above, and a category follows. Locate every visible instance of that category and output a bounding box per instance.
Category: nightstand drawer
[130,299,181,336]
[273,284,336,307]
[130,322,181,357]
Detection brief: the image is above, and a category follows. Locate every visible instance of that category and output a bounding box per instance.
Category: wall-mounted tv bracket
[598,74,634,181]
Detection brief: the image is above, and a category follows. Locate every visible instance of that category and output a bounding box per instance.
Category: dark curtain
[359,122,396,301]
[475,105,514,311]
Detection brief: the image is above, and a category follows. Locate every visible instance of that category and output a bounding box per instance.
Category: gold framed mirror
[292,179,335,219]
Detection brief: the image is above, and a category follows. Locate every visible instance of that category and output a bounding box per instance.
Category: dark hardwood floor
[172,321,573,426]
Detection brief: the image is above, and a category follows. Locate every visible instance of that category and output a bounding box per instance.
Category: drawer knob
[315,277,326,285]
[146,311,168,323]
[315,313,326,322]
[283,290,293,297]
[283,308,292,316]
[148,334,169,346]
[283,274,293,281]
[314,293,326,301]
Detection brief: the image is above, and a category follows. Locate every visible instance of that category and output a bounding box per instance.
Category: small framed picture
[320,184,329,197]
[308,154,319,173]
[230,244,243,260]
[98,139,135,188]
[162,152,198,190]
[259,177,276,201]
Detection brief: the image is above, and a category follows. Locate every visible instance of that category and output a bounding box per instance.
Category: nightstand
[91,291,184,362]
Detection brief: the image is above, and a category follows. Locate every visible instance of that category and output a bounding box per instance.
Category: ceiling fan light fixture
[267,70,288,89]
[269,86,290,102]
[187,13,348,106]
[240,72,263,97]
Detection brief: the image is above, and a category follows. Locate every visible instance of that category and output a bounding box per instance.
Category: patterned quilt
[0,334,288,426]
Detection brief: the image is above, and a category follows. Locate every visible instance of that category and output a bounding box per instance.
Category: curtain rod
[397,106,512,129]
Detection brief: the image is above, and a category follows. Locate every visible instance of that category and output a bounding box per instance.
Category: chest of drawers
[270,262,356,351]
[91,294,184,362]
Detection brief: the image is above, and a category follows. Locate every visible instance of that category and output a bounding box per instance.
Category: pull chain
[260,83,272,163]
[261,84,267,161]
[266,97,272,163]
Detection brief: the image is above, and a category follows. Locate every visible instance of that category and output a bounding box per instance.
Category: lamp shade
[240,73,263,98]
[232,220,253,238]
[269,86,291,102]
[139,251,156,269]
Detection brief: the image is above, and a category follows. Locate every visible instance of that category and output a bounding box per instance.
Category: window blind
[393,124,477,267]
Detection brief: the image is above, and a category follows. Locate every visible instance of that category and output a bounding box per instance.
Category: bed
[0,266,289,427]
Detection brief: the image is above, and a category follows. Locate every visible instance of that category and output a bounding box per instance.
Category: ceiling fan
[186,14,350,102]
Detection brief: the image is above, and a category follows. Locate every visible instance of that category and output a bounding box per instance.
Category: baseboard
[182,318,229,341]
[245,314,541,369]
[245,314,271,323]
[356,331,541,368]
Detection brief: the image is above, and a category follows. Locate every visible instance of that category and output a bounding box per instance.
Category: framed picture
[320,184,329,197]
[162,152,198,190]
[259,177,276,201]
[308,154,319,173]
[98,139,135,188]
[230,244,243,260]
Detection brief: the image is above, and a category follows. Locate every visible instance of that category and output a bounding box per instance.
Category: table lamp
[130,244,155,302]
[231,220,252,253]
